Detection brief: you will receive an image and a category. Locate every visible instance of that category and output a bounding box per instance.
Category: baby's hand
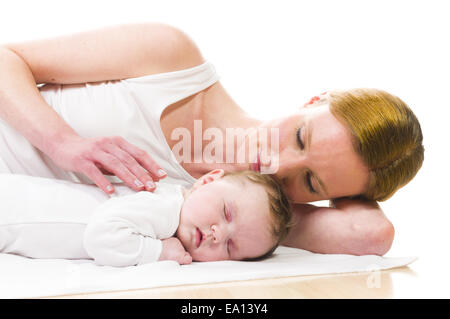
[159,237,192,265]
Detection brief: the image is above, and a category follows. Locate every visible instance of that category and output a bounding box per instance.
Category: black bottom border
[1,299,449,316]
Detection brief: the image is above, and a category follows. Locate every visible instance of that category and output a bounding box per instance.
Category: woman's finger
[93,151,144,192]
[95,164,114,175]
[102,142,156,191]
[78,161,115,195]
[114,137,167,181]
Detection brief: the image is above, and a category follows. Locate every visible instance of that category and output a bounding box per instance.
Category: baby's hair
[223,170,293,261]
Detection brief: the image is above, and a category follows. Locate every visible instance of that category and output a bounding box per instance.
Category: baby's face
[176,177,275,262]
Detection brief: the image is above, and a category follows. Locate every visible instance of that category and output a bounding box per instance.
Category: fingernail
[158,169,167,177]
[134,179,144,188]
[106,185,114,193]
[146,181,155,189]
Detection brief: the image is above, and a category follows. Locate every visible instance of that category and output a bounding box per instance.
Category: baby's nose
[210,225,221,243]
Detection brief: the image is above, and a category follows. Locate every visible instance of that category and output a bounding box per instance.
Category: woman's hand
[48,134,167,194]
[159,237,192,264]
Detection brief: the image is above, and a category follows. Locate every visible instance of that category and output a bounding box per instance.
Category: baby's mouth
[195,228,203,248]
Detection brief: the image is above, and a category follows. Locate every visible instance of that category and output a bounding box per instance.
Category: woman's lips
[251,151,261,173]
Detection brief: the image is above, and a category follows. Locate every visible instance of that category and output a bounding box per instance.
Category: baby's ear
[193,169,225,188]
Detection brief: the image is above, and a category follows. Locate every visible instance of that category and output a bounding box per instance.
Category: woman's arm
[0,23,204,194]
[2,23,204,84]
[282,198,395,256]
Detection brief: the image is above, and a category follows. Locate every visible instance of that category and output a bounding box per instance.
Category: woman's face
[254,103,370,203]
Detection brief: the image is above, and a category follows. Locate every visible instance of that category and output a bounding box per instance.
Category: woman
[0,23,423,256]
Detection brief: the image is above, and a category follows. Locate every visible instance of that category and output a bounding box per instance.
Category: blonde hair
[224,170,293,260]
[327,88,424,201]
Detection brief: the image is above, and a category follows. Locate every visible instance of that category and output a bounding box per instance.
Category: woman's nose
[276,151,305,176]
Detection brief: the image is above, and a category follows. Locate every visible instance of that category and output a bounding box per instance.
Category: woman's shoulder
[134,23,206,77]
[118,24,215,83]
[160,24,206,73]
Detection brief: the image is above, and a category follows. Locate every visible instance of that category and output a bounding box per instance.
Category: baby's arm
[84,211,163,267]
[83,192,190,267]
[160,237,192,264]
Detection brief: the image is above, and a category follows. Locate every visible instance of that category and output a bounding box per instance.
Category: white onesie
[0,174,184,267]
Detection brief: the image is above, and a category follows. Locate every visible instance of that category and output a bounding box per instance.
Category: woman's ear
[302,92,328,108]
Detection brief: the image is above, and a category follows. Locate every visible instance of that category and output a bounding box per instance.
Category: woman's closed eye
[305,171,317,194]
[296,126,317,194]
[296,126,305,150]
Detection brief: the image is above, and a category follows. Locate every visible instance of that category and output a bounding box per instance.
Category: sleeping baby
[0,169,292,266]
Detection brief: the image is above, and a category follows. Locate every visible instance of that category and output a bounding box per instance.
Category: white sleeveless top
[0,61,220,187]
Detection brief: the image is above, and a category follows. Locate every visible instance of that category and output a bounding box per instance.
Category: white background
[1,0,449,297]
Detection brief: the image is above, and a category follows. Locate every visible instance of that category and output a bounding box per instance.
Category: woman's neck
[185,83,264,177]
[161,82,263,178]
[201,83,261,132]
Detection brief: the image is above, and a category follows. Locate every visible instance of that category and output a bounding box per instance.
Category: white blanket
[0,246,416,298]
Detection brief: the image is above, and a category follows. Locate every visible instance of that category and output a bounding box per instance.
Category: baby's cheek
[191,247,227,262]
[176,228,190,250]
